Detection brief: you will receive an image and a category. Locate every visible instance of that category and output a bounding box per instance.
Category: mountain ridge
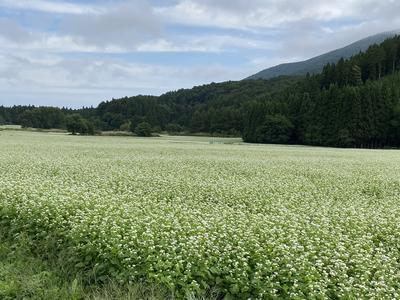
[246,30,400,80]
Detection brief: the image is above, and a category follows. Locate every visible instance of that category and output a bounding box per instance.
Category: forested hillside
[0,76,300,136]
[1,36,400,148]
[243,36,400,148]
[247,31,399,80]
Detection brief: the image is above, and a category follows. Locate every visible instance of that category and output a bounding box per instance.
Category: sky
[0,0,400,108]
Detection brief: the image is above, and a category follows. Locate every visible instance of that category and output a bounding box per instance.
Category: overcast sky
[0,0,400,107]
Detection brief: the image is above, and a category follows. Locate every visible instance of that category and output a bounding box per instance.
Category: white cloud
[0,1,163,53]
[0,16,274,54]
[0,18,34,43]
[154,0,361,30]
[155,0,400,32]
[0,49,252,107]
[1,0,400,107]
[137,35,275,53]
[0,0,100,14]
[59,1,162,49]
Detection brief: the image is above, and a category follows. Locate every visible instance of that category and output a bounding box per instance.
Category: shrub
[65,114,95,135]
[134,122,152,137]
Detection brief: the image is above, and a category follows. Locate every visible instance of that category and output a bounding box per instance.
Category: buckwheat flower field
[1,131,400,299]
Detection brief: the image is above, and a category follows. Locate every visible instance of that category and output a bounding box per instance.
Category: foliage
[134,122,152,137]
[165,123,183,134]
[0,229,171,299]
[119,121,131,132]
[19,107,65,129]
[65,114,95,135]
[1,131,400,298]
[254,114,294,144]
[0,230,80,299]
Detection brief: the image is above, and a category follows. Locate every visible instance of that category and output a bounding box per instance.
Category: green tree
[242,102,266,142]
[388,104,400,147]
[337,129,355,148]
[255,114,294,144]
[350,65,363,86]
[165,123,183,134]
[65,114,94,135]
[119,122,131,132]
[134,122,152,137]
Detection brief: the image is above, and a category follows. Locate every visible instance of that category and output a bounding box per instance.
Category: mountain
[247,30,400,80]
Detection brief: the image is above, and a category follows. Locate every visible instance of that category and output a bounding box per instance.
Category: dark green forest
[1,36,400,148]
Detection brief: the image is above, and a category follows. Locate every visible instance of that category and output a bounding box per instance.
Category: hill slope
[247,31,400,80]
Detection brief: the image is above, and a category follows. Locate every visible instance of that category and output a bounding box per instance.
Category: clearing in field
[1,131,400,299]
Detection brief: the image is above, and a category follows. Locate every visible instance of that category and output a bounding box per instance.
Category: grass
[0,125,67,133]
[0,229,76,299]
[0,230,173,300]
[0,125,22,130]
[0,232,219,300]
[0,221,219,300]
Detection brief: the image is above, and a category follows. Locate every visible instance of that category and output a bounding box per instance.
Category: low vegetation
[1,131,400,298]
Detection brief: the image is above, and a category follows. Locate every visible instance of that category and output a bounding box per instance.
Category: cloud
[155,0,360,30]
[0,18,34,43]
[0,48,252,107]
[0,2,276,57]
[155,0,400,34]
[0,1,167,53]
[136,35,275,53]
[0,0,100,14]
[59,1,163,49]
[1,0,400,107]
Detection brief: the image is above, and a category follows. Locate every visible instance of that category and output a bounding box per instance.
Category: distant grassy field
[1,131,400,299]
[0,124,67,133]
[0,125,22,130]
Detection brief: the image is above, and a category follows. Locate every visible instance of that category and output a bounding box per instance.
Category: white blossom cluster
[1,132,400,299]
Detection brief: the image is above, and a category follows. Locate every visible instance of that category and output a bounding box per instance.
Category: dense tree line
[0,106,97,135]
[1,36,399,147]
[0,77,299,136]
[244,73,400,147]
[243,36,400,148]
